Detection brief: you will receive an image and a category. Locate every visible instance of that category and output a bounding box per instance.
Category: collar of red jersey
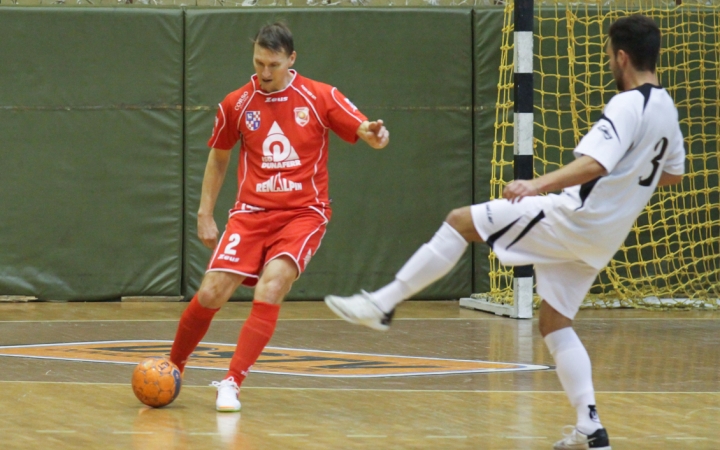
[252,70,298,96]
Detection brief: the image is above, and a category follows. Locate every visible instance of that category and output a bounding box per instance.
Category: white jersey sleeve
[663,122,686,175]
[573,95,640,172]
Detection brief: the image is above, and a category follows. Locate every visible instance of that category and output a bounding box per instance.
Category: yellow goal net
[484,0,719,309]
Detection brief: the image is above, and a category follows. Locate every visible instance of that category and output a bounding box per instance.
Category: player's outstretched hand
[503,180,539,203]
[197,213,220,249]
[358,120,389,149]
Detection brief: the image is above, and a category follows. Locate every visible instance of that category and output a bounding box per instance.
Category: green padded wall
[184,9,474,299]
[472,8,505,295]
[0,8,184,300]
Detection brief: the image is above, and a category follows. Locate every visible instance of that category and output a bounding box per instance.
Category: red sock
[169,294,219,372]
[226,300,280,385]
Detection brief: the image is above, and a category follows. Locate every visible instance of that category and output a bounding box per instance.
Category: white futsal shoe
[212,377,241,412]
[553,426,611,450]
[324,291,395,331]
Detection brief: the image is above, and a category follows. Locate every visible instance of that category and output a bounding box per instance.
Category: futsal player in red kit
[169,22,389,411]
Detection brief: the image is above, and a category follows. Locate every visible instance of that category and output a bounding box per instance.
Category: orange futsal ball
[131,357,182,408]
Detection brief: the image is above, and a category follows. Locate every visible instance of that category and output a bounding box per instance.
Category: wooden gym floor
[0,300,718,449]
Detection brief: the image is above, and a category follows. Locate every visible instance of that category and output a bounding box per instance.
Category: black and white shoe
[324,291,395,331]
[553,426,611,449]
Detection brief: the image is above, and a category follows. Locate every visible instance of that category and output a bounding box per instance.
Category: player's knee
[444,208,465,230]
[538,317,552,337]
[197,283,230,308]
[538,301,572,337]
[444,207,480,242]
[256,275,293,304]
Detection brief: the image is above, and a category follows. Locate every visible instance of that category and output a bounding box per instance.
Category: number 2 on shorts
[224,234,241,255]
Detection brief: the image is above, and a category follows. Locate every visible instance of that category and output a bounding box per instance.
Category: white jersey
[545,84,686,269]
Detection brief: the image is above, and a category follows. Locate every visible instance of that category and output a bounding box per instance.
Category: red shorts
[207,207,330,287]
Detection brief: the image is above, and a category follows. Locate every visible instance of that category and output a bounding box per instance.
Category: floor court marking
[504,436,547,439]
[24,429,713,442]
[666,437,709,440]
[0,340,550,378]
[268,433,310,437]
[1,317,718,323]
[112,431,153,435]
[35,430,77,434]
[0,381,718,395]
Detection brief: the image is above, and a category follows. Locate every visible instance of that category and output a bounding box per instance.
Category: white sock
[371,280,414,313]
[544,327,602,434]
[371,222,468,313]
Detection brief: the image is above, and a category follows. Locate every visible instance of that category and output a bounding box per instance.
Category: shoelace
[210,379,238,390]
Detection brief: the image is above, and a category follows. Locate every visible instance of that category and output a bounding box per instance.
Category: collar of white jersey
[252,70,298,96]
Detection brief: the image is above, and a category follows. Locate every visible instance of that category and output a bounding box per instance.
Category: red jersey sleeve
[207,96,241,150]
[324,87,368,144]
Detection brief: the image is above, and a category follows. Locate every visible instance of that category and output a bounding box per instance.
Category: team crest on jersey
[294,107,310,127]
[245,111,261,131]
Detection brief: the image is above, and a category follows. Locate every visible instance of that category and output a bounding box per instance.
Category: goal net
[479,0,719,310]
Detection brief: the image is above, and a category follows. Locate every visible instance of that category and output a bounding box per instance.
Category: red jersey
[207,70,368,213]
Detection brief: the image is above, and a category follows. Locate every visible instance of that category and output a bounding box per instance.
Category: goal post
[460,0,535,319]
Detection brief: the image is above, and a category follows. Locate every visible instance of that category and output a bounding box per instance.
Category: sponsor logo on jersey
[256,174,302,193]
[266,96,288,103]
[234,91,249,111]
[261,122,301,169]
[246,111,261,131]
[598,124,613,140]
[294,107,310,127]
[300,84,317,100]
[344,97,358,112]
[0,340,552,378]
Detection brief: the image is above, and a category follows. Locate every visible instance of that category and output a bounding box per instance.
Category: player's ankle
[372,280,412,313]
[224,372,246,386]
[576,404,602,435]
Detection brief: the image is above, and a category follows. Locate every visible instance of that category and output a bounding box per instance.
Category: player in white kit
[325,15,685,450]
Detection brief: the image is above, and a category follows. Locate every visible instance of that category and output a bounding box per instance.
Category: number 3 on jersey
[638,137,668,187]
[224,234,241,255]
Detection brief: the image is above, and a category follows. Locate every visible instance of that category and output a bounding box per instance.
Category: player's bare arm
[197,148,232,249]
[503,155,608,203]
[356,120,389,149]
[657,171,683,186]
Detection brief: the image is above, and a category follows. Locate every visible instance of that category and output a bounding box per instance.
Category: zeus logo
[262,122,301,169]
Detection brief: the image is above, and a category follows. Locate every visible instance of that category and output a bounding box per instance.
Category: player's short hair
[254,22,294,56]
[608,15,661,72]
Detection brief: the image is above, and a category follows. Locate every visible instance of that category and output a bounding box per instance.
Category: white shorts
[470,197,600,319]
